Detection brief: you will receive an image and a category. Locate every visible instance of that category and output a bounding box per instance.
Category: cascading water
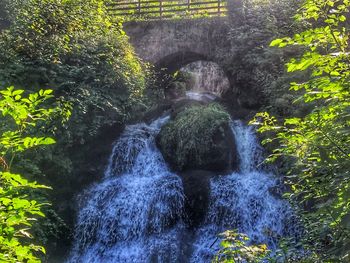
[189,122,298,262]
[67,116,298,263]
[67,116,186,262]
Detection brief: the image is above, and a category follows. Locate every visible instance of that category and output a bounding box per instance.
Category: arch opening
[156,52,231,101]
[155,51,208,74]
[179,60,230,97]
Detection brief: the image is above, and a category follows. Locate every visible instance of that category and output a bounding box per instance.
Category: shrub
[223,0,304,112]
[252,0,350,260]
[0,1,151,256]
[0,0,149,138]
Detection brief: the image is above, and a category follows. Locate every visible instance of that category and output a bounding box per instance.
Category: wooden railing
[107,0,227,20]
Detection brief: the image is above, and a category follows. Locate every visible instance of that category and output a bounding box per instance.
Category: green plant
[214,230,269,263]
[0,1,151,253]
[251,0,350,260]
[222,0,302,112]
[0,86,70,262]
[0,0,149,139]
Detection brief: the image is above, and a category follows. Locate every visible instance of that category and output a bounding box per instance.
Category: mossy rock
[156,103,237,172]
[170,98,206,118]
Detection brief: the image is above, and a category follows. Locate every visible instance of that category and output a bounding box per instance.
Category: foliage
[214,230,269,263]
[0,0,148,139]
[223,0,303,111]
[0,87,70,262]
[0,1,151,255]
[157,103,230,171]
[251,0,350,261]
[161,71,194,100]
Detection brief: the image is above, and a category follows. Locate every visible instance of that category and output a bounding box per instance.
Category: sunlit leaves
[254,0,350,261]
[0,0,148,139]
[214,231,270,263]
[0,87,70,262]
[0,87,69,157]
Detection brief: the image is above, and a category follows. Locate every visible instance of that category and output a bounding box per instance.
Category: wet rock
[143,101,172,124]
[180,170,214,228]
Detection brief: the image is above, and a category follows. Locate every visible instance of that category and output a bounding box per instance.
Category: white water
[181,61,230,96]
[67,116,186,262]
[189,122,298,262]
[185,91,218,102]
[67,117,298,263]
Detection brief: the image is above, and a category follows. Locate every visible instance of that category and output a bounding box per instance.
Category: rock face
[180,61,231,96]
[180,170,214,228]
[156,103,237,172]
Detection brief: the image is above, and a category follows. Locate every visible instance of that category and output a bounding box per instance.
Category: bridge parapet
[107,0,228,20]
[124,17,230,68]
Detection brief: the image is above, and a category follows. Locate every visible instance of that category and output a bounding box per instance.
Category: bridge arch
[124,17,253,112]
[155,51,207,74]
[155,51,233,97]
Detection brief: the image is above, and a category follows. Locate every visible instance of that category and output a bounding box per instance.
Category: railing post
[138,0,141,15]
[160,0,163,19]
[187,0,190,15]
[218,0,221,15]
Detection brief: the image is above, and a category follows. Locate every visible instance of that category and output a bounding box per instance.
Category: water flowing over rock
[67,117,299,263]
[67,116,186,262]
[189,122,299,262]
[185,91,218,102]
[180,61,230,96]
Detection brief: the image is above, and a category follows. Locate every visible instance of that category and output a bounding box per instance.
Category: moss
[157,103,231,171]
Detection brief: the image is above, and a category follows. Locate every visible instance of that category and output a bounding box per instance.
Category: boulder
[156,103,238,172]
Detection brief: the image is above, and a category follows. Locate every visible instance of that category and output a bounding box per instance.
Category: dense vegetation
[252,0,350,261]
[216,0,350,262]
[0,0,349,262]
[0,0,151,259]
[221,0,302,112]
[0,87,70,261]
[0,0,148,134]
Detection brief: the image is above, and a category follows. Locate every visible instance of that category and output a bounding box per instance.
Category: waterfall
[189,122,298,262]
[67,117,298,263]
[180,61,230,96]
[67,116,186,262]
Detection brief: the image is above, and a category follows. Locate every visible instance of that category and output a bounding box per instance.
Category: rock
[143,101,172,124]
[164,81,187,100]
[156,103,238,172]
[180,170,215,228]
[170,98,205,118]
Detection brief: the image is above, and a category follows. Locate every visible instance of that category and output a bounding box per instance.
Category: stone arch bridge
[123,13,259,113]
[124,17,231,75]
